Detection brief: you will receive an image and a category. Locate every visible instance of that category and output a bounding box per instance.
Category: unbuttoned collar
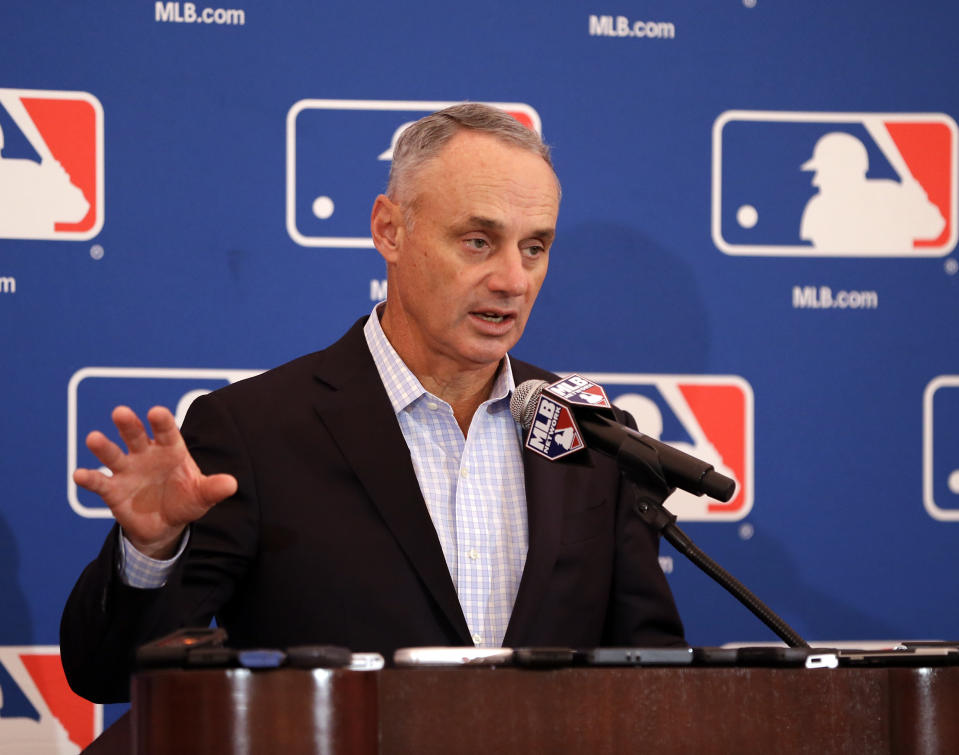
[363,302,516,416]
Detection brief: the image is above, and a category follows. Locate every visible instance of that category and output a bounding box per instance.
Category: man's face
[377,130,560,376]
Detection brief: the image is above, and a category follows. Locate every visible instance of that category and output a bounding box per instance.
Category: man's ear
[370,194,404,263]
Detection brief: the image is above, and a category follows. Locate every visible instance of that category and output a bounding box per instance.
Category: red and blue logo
[712,110,957,257]
[0,88,104,241]
[545,374,612,409]
[286,99,542,248]
[0,646,101,752]
[524,395,585,460]
[924,376,959,521]
[580,373,754,522]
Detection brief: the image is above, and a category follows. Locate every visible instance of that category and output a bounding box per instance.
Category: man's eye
[523,244,546,258]
[465,238,489,250]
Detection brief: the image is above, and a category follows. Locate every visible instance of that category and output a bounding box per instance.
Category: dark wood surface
[378,666,959,754]
[131,667,377,755]
[85,665,959,754]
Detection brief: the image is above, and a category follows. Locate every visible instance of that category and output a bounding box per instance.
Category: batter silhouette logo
[923,376,959,522]
[286,99,541,248]
[712,110,957,257]
[0,647,101,753]
[581,373,754,522]
[67,367,260,518]
[0,89,104,241]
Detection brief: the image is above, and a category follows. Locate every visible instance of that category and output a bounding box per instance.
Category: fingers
[84,429,128,473]
[73,466,112,497]
[80,405,235,511]
[112,406,150,454]
[80,405,180,482]
[105,405,182,454]
[146,406,183,447]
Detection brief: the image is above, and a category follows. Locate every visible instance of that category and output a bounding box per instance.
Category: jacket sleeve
[60,525,170,703]
[59,390,260,703]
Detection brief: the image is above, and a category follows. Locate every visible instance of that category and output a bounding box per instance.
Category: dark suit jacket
[61,317,684,703]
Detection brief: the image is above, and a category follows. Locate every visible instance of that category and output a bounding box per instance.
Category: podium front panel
[126,666,959,754]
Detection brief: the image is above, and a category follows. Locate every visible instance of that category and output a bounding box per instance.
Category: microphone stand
[618,436,809,648]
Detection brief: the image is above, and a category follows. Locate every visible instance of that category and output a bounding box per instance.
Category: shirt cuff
[117,529,190,589]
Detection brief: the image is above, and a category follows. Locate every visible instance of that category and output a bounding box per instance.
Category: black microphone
[511,379,736,502]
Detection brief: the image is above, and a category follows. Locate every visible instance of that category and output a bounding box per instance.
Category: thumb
[198,473,238,507]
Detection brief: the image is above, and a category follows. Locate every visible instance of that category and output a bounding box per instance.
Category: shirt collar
[363,303,516,415]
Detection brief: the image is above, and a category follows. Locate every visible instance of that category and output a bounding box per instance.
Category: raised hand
[73,405,237,559]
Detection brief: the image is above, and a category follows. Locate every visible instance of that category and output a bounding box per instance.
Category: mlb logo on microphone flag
[0,88,104,241]
[0,647,101,752]
[524,395,585,460]
[712,110,957,257]
[67,367,259,518]
[544,374,612,409]
[923,376,959,521]
[286,99,541,248]
[582,373,754,522]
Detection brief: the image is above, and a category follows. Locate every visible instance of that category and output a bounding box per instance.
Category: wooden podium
[85,665,959,754]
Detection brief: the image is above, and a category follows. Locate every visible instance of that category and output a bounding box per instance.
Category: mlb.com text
[588,14,675,39]
[792,286,879,310]
[155,2,245,25]
[0,276,15,294]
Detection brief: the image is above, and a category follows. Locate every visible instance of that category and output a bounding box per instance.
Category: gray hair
[385,103,558,210]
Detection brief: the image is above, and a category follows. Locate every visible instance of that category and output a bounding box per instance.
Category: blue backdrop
[2,1,958,747]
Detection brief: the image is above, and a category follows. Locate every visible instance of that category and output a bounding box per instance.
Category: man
[61,104,684,704]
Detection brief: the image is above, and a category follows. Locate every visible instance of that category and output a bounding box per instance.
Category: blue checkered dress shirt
[362,307,529,647]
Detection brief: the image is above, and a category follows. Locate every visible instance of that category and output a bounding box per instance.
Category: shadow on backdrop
[519,221,712,375]
[0,512,32,644]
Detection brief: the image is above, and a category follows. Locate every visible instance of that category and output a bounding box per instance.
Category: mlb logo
[286,99,542,248]
[0,646,101,752]
[544,374,612,409]
[0,88,104,241]
[582,373,754,522]
[524,396,585,460]
[67,367,259,518]
[923,376,959,521]
[712,110,957,257]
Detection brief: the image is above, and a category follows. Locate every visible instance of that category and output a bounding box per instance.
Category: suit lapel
[310,319,471,643]
[502,447,569,646]
[502,361,577,646]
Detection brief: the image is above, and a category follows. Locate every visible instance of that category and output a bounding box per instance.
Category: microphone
[510,379,736,502]
[513,377,810,649]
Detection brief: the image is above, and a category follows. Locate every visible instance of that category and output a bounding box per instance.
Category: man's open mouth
[474,312,508,323]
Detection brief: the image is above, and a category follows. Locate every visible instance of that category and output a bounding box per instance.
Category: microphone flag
[520,375,611,461]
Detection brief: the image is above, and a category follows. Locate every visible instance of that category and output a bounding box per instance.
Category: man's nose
[487,248,529,296]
